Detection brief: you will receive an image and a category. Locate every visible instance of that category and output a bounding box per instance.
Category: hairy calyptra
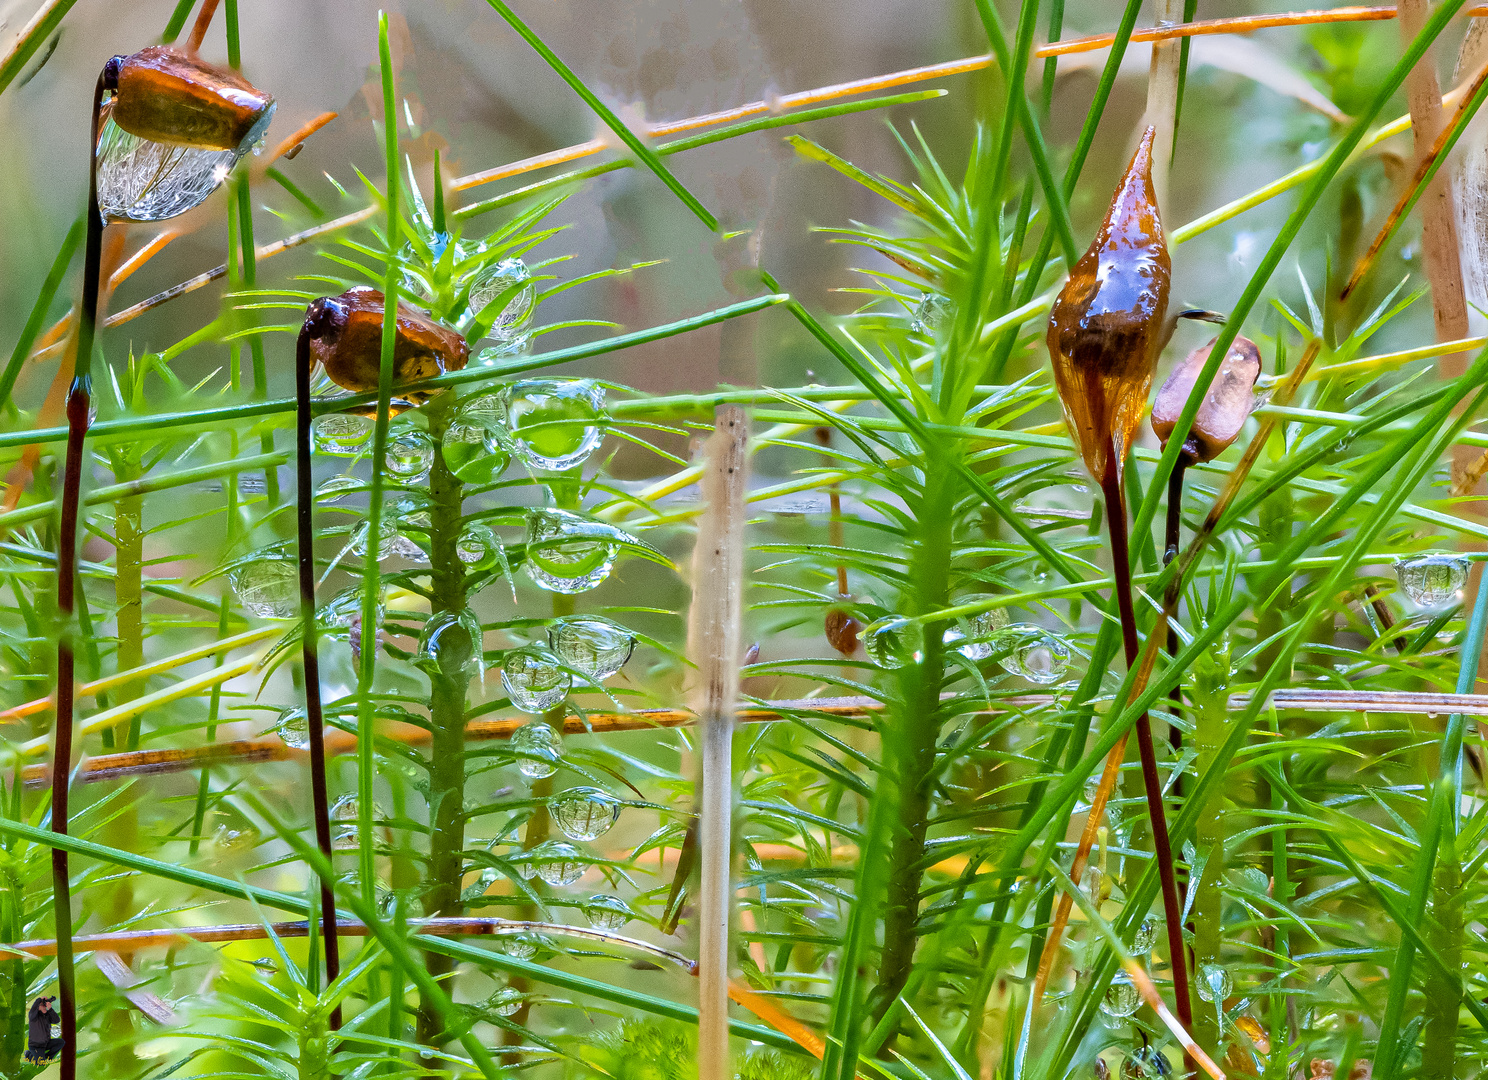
[1047,126,1170,488]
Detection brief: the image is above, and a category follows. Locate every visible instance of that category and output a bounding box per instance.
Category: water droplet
[419,608,484,679]
[388,529,429,563]
[1395,552,1469,608]
[313,414,373,456]
[1099,974,1140,1018]
[501,379,606,471]
[1196,963,1232,1002]
[510,721,561,779]
[1082,771,1120,807]
[1120,1046,1171,1080]
[442,417,511,484]
[212,823,257,853]
[316,475,361,503]
[276,706,310,749]
[1082,864,1105,907]
[530,840,588,886]
[998,627,1071,684]
[524,509,621,594]
[352,516,399,562]
[582,893,633,930]
[501,649,571,713]
[862,616,920,668]
[322,587,383,665]
[548,616,635,681]
[943,605,1010,661]
[550,786,622,841]
[485,985,525,1018]
[95,117,243,222]
[457,523,502,570]
[911,293,952,336]
[329,793,387,849]
[499,931,554,961]
[229,557,298,618]
[1132,917,1158,955]
[384,430,435,483]
[470,257,537,351]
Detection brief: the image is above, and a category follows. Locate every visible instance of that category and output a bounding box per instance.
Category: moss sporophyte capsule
[301,287,470,406]
[105,46,274,151]
[1046,125,1170,489]
[1151,336,1261,463]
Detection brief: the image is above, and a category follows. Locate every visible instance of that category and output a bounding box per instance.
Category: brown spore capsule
[1046,126,1171,486]
[109,45,275,152]
[303,287,470,407]
[824,609,862,656]
[1151,335,1262,463]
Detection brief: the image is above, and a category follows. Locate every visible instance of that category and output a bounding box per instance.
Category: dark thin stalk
[1163,455,1188,759]
[1098,467,1193,1055]
[49,69,109,1080]
[295,324,341,1024]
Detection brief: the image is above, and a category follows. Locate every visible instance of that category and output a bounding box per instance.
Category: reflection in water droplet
[95,116,244,222]
[911,293,952,336]
[997,627,1071,684]
[1395,552,1469,608]
[323,587,383,666]
[352,516,399,562]
[419,608,485,679]
[1099,974,1140,1018]
[501,649,571,713]
[943,604,1010,661]
[531,840,588,886]
[385,430,435,483]
[862,616,919,668]
[316,475,361,503]
[1120,1046,1171,1080]
[276,707,310,749]
[485,985,525,1017]
[550,786,622,841]
[582,893,633,930]
[1196,963,1232,1002]
[471,258,537,352]
[229,558,298,618]
[1132,916,1158,955]
[313,414,373,456]
[548,617,636,681]
[457,523,501,569]
[510,721,561,779]
[329,793,388,849]
[524,510,620,594]
[442,417,511,484]
[212,823,258,853]
[501,379,606,471]
[499,932,553,961]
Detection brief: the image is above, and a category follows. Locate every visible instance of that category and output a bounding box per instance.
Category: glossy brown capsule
[106,46,274,152]
[1151,335,1262,463]
[1046,126,1171,485]
[824,608,863,656]
[303,287,470,407]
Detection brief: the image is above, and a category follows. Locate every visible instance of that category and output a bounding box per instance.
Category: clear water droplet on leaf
[1120,1046,1171,1080]
[312,414,373,456]
[1099,974,1140,1018]
[501,649,571,713]
[352,516,399,562]
[1132,916,1158,955]
[998,627,1071,684]
[484,985,525,1018]
[523,509,622,594]
[911,293,952,336]
[229,557,298,618]
[419,608,484,679]
[501,379,606,471]
[457,523,501,570]
[943,605,1010,661]
[384,429,435,483]
[862,615,920,668]
[510,720,562,779]
[1395,552,1469,608]
[551,786,622,841]
[316,475,361,503]
[471,257,537,351]
[530,840,588,886]
[582,893,633,930]
[548,616,636,681]
[95,117,242,222]
[275,706,310,749]
[1196,962,1232,1002]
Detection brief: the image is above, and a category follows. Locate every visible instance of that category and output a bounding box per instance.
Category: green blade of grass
[0,215,84,413]
[482,0,718,231]
[0,0,79,99]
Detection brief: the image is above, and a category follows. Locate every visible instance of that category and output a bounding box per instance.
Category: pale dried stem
[686,406,750,1080]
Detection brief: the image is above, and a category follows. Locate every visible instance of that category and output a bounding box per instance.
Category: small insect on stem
[1046,125,1196,1050]
[294,289,468,1013]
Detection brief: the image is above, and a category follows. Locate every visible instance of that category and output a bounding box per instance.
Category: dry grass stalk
[685,405,750,1080]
